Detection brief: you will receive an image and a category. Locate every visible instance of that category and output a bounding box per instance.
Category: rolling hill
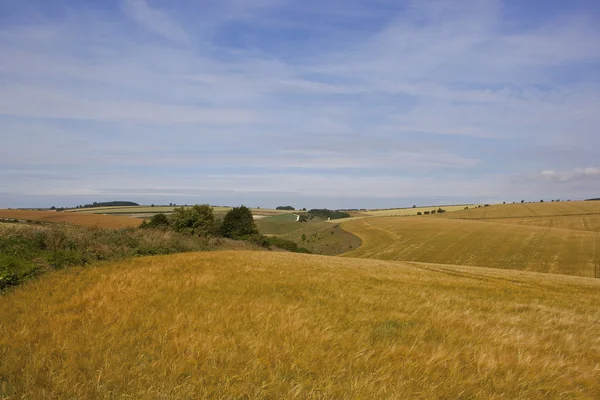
[1,251,599,399]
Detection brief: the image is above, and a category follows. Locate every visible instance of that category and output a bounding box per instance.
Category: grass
[1,251,599,399]
[256,213,302,235]
[0,209,142,229]
[341,216,598,277]
[0,222,262,291]
[276,220,362,256]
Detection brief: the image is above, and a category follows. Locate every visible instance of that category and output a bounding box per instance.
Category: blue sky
[1,0,599,209]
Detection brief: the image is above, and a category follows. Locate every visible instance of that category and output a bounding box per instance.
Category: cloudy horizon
[1,0,599,209]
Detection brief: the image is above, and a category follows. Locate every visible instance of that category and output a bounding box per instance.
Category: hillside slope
[1,251,599,399]
[445,201,600,220]
[342,217,599,277]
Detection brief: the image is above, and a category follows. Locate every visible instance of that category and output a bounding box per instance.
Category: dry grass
[446,201,600,220]
[0,209,142,229]
[342,217,599,277]
[1,251,599,399]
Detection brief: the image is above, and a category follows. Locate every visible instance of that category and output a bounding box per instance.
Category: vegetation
[0,222,219,291]
[170,205,216,237]
[76,201,139,208]
[1,251,598,398]
[220,206,258,239]
[308,209,351,220]
[275,206,295,210]
[265,236,311,253]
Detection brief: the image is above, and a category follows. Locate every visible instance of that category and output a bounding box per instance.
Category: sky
[1,0,599,209]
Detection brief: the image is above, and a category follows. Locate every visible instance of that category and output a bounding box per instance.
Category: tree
[521,200,525,203]
[170,204,215,236]
[220,206,258,239]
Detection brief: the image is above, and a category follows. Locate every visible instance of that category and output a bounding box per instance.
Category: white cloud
[121,0,188,42]
[539,168,600,183]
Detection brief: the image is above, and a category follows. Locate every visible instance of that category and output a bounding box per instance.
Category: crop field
[363,204,476,217]
[0,209,142,229]
[342,217,600,277]
[66,205,297,218]
[495,214,600,233]
[1,251,599,399]
[446,201,600,220]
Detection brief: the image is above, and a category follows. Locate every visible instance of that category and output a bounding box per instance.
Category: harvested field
[446,201,600,220]
[1,251,599,399]
[0,209,142,229]
[496,214,600,233]
[342,216,599,277]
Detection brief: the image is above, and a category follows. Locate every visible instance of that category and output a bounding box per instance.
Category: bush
[417,212,422,215]
[140,213,170,230]
[170,205,215,236]
[221,206,258,239]
[266,237,312,254]
[424,211,430,215]
[437,208,446,214]
[431,210,436,214]
[276,206,295,210]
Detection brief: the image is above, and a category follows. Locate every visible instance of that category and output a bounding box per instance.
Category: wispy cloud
[1,0,599,207]
[120,0,188,42]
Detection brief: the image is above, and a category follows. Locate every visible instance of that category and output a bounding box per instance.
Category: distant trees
[220,206,258,239]
[276,206,295,210]
[521,200,525,203]
[308,209,351,220]
[77,201,139,208]
[417,212,422,215]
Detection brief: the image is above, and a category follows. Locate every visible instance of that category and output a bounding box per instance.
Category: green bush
[141,213,170,230]
[220,206,258,239]
[170,205,215,236]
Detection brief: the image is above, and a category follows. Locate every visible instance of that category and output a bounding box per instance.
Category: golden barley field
[342,217,599,277]
[1,251,599,399]
[0,209,142,229]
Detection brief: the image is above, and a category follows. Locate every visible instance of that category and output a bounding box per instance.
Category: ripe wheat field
[1,251,599,399]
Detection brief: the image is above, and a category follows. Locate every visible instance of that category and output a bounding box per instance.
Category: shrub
[424,211,430,215]
[170,205,215,237]
[417,212,422,215]
[141,213,170,230]
[221,206,258,239]
[431,210,436,214]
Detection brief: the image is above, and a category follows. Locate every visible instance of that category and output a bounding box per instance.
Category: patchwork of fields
[0,209,142,229]
[1,251,599,399]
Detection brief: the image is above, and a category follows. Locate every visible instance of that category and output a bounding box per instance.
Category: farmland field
[342,216,599,277]
[363,204,476,217]
[66,205,298,217]
[445,201,600,220]
[496,214,600,233]
[1,251,599,399]
[0,209,142,229]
